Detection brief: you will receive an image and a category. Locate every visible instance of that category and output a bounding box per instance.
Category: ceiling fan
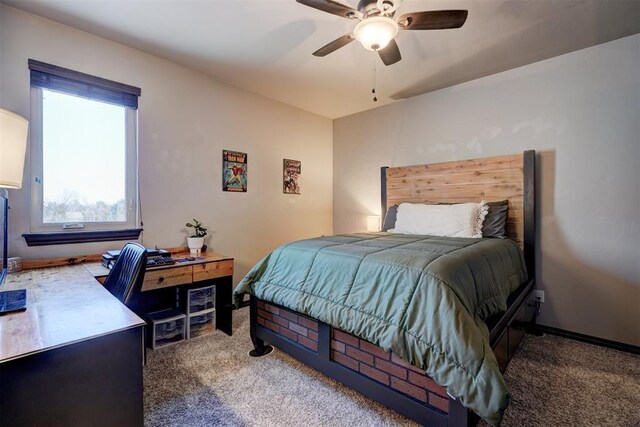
[297,0,468,66]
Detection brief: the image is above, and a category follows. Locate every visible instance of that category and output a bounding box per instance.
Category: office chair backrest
[103,242,147,310]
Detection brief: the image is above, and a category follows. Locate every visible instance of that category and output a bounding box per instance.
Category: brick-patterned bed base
[331,329,449,413]
[256,300,319,351]
[257,301,449,414]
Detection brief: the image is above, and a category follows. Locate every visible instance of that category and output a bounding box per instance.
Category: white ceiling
[3,0,640,118]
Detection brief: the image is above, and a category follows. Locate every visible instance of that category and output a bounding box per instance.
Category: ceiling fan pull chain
[372,55,378,102]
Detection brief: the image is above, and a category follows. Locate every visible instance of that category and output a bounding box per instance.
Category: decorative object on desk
[186,218,207,255]
[283,159,301,195]
[222,150,247,192]
[7,257,22,273]
[0,108,29,189]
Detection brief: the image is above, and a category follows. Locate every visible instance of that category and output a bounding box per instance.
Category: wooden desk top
[84,252,233,279]
[0,265,145,363]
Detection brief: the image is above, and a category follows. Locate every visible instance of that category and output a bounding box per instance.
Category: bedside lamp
[0,108,29,189]
[367,215,381,232]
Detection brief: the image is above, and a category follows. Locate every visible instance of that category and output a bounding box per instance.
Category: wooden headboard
[381,151,535,279]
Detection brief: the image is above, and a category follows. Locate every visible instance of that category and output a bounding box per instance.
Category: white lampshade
[367,215,381,232]
[354,16,399,51]
[0,108,28,189]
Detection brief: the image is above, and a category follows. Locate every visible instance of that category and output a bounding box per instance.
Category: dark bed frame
[249,151,537,426]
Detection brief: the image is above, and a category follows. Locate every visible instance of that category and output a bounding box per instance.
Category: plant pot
[187,237,205,255]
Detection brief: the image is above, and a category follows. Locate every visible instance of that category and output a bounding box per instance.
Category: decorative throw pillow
[482,200,509,238]
[389,202,488,238]
[382,205,398,231]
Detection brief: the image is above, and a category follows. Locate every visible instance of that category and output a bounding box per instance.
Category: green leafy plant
[185,218,207,238]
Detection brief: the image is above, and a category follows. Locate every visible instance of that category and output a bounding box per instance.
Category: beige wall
[0,5,333,282]
[334,35,640,346]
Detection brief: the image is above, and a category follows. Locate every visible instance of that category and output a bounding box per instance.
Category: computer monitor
[0,190,8,285]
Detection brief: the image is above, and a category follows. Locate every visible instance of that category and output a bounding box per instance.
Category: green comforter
[234,233,527,425]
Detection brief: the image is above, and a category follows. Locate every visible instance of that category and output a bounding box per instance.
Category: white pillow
[389,202,488,238]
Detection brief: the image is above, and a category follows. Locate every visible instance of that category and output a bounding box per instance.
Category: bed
[234,151,536,426]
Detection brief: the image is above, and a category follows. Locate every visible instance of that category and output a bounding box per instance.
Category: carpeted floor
[144,309,640,427]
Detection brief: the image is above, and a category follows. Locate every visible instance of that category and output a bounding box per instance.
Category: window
[28,60,141,237]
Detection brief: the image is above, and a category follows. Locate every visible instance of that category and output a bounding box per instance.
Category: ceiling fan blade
[313,34,355,57]
[398,10,468,30]
[296,0,360,19]
[378,39,401,66]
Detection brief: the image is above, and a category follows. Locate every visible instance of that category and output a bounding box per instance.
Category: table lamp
[0,108,29,189]
[0,108,28,303]
[367,215,381,232]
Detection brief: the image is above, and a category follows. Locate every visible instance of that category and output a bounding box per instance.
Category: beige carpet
[144,309,640,427]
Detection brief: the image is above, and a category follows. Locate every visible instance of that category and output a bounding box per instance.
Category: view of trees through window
[43,193,127,223]
[42,89,127,224]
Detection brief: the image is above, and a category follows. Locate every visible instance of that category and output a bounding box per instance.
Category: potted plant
[185,219,207,255]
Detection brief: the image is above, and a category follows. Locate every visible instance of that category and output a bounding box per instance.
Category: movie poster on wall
[283,159,301,195]
[222,150,247,192]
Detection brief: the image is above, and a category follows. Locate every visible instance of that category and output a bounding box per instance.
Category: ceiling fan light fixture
[354,16,398,51]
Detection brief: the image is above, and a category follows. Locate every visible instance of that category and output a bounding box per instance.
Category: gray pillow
[382,205,398,231]
[482,200,509,238]
[381,201,509,238]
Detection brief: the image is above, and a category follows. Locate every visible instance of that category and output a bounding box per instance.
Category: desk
[0,265,146,426]
[85,252,234,336]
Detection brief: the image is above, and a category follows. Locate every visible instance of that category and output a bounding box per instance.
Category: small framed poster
[283,159,301,195]
[222,150,247,192]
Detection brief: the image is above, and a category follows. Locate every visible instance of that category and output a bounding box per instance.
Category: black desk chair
[103,242,147,313]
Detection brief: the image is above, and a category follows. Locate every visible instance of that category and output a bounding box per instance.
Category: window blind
[28,59,141,109]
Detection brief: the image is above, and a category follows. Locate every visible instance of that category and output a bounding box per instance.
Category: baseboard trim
[536,324,640,355]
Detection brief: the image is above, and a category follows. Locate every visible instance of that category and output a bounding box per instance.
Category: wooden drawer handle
[158,277,165,283]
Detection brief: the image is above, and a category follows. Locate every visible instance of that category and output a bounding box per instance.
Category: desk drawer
[143,266,193,291]
[193,260,233,282]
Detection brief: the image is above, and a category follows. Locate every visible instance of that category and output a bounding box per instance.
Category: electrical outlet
[534,290,545,303]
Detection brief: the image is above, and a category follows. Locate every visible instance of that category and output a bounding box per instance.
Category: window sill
[23,228,143,247]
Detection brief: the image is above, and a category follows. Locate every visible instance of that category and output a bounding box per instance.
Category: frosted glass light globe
[354,16,399,51]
